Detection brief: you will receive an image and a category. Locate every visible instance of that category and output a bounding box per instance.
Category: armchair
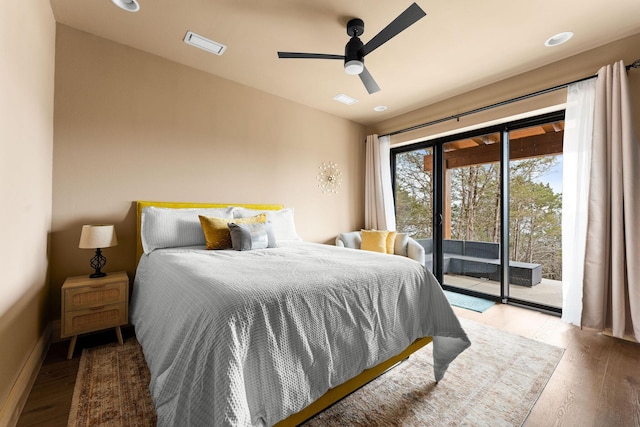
[335,231,425,265]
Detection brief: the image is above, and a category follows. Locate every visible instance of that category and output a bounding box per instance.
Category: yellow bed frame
[135,200,433,426]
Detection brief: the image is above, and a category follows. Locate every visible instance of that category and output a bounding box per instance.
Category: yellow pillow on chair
[360,230,397,254]
[361,230,389,253]
[386,231,397,254]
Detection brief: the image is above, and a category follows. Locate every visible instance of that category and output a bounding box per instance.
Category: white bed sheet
[130,242,470,426]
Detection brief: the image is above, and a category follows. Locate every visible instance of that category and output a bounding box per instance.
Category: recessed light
[545,32,573,47]
[184,31,227,56]
[111,0,140,12]
[374,105,387,112]
[333,94,358,105]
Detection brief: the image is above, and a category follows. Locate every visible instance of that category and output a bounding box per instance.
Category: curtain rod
[382,58,640,138]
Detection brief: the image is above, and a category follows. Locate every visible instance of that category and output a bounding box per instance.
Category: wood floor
[16,304,640,427]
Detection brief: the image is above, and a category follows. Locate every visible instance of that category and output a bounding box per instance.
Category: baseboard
[0,323,51,427]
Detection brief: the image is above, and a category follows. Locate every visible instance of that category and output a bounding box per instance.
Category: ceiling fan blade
[362,3,426,56]
[278,52,345,60]
[359,66,380,94]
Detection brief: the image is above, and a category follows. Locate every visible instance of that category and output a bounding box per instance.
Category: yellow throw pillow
[386,231,397,254]
[199,214,266,250]
[361,230,389,254]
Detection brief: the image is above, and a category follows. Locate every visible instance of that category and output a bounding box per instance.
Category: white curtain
[365,134,396,230]
[561,78,596,325]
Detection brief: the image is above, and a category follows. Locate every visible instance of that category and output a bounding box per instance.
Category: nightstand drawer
[64,281,126,310]
[62,302,127,337]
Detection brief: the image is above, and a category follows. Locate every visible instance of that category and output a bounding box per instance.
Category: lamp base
[88,248,108,279]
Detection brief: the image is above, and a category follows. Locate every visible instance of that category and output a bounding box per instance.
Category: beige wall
[368,33,640,146]
[0,0,55,420]
[51,25,366,320]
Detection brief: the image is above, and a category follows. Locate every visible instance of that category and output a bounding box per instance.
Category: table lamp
[79,224,118,278]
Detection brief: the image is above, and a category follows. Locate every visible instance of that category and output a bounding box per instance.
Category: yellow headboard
[136,201,284,263]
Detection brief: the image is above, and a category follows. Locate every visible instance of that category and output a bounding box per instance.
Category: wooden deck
[445,274,563,308]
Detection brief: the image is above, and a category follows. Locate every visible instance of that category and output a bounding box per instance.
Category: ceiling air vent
[184,31,227,56]
[333,94,358,105]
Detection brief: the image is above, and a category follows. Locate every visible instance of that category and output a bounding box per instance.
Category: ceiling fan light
[344,60,364,75]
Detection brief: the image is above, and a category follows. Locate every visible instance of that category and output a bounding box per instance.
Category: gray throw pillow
[227,222,276,251]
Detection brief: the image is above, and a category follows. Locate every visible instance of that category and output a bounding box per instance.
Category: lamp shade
[79,225,118,249]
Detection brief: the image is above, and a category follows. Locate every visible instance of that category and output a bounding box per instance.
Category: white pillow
[141,206,234,253]
[232,207,302,241]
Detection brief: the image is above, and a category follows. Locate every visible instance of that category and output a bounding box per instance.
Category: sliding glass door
[392,111,565,313]
[394,147,434,272]
[441,132,503,298]
[507,123,564,309]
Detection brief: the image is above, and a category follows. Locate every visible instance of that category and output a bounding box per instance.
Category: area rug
[68,339,156,427]
[68,319,563,426]
[444,290,496,313]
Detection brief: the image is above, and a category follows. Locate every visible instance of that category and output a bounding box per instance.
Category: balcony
[417,238,562,308]
[444,273,562,309]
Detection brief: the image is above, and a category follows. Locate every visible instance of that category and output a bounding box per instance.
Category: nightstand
[61,271,129,359]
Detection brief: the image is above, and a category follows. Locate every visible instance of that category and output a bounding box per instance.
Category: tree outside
[395,149,562,280]
[395,148,433,239]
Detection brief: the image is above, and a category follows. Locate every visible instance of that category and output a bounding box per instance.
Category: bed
[130,201,471,426]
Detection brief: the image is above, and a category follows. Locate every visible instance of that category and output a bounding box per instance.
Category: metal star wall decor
[317,161,343,194]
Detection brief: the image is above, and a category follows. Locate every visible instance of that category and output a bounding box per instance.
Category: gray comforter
[130,242,470,426]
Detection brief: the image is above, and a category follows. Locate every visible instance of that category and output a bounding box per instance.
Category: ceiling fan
[277,3,426,95]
